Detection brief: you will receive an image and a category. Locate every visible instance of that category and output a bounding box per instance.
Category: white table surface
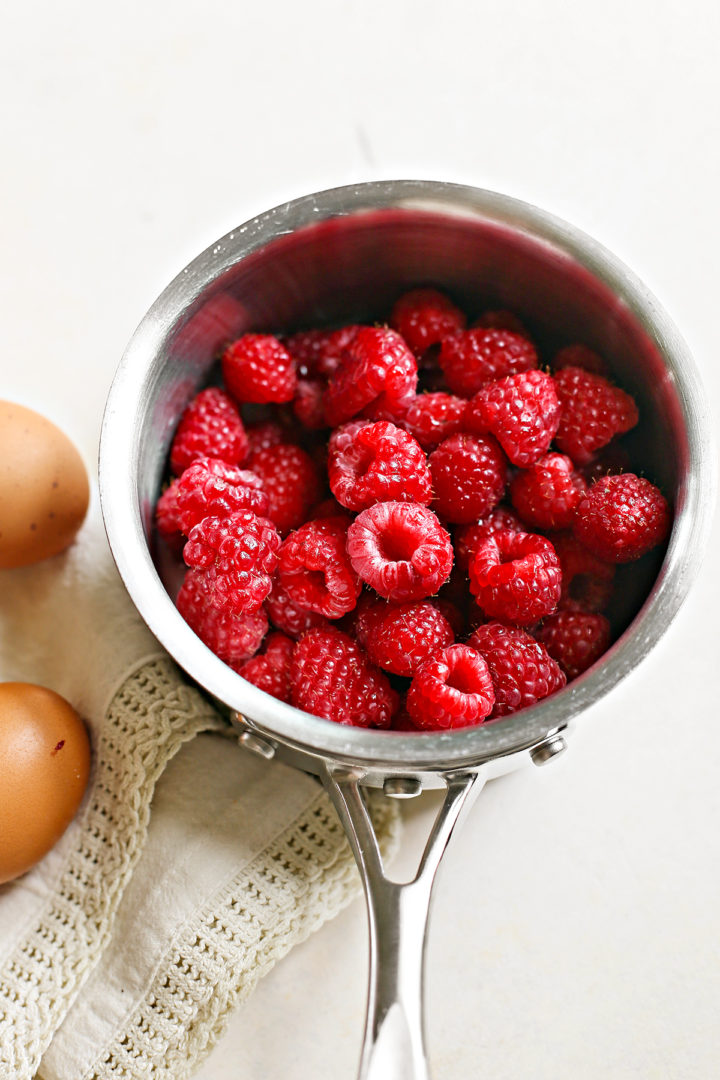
[2,2,719,1077]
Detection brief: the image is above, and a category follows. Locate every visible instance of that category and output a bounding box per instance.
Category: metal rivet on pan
[383,776,422,799]
[530,734,567,766]
[238,731,276,760]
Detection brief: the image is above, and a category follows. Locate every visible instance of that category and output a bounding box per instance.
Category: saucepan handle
[323,768,485,1080]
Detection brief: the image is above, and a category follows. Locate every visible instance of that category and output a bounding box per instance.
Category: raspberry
[471,310,529,337]
[177,569,268,665]
[464,369,560,467]
[174,458,269,534]
[284,325,363,379]
[277,517,361,619]
[324,327,417,427]
[221,333,297,404]
[509,453,587,531]
[406,645,495,730]
[552,531,615,613]
[467,621,566,717]
[328,420,432,511]
[170,387,248,476]
[291,627,398,728]
[389,288,466,358]
[454,507,523,573]
[573,473,671,563]
[469,530,562,625]
[248,443,322,535]
[156,478,183,545]
[536,611,611,679]
[293,378,327,430]
[438,328,538,398]
[349,591,385,648]
[400,393,467,450]
[361,600,455,677]
[265,576,329,638]
[347,501,453,602]
[429,433,507,524]
[183,512,281,616]
[236,631,294,701]
[245,419,291,458]
[553,366,639,465]
[552,344,608,377]
[430,596,465,638]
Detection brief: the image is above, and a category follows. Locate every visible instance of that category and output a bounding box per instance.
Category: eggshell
[0,682,91,884]
[0,401,90,569]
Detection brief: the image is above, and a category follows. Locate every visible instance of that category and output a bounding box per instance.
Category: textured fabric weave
[0,658,222,1078]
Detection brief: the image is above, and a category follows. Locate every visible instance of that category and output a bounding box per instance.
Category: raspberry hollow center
[379,526,420,564]
[445,657,481,695]
[347,501,453,602]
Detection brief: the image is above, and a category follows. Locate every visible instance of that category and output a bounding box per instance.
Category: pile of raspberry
[155,288,671,732]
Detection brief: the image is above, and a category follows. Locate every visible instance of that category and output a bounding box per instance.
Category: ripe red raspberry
[347,501,453,602]
[429,433,507,524]
[361,600,455,677]
[277,517,361,619]
[552,531,615,613]
[454,507,523,573]
[406,645,495,730]
[536,611,611,679]
[573,473,671,563]
[221,333,297,404]
[471,310,529,337]
[170,387,248,476]
[156,478,183,545]
[349,591,385,649]
[430,596,465,637]
[464,369,560,467]
[265,576,329,638]
[245,419,291,458]
[469,530,562,625]
[467,621,566,717]
[291,627,398,728]
[324,327,417,427]
[328,420,432,511]
[174,458,269,534]
[400,393,467,450]
[183,512,281,616]
[509,453,587,531]
[283,325,363,379]
[553,366,639,465]
[247,443,322,535]
[552,344,608,377]
[389,288,466,358]
[438,328,538,398]
[293,378,327,430]
[176,569,268,665]
[235,631,294,701]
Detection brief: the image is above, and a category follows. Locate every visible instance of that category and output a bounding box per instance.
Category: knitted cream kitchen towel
[0,497,399,1080]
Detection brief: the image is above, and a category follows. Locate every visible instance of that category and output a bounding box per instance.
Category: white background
[2,2,719,1077]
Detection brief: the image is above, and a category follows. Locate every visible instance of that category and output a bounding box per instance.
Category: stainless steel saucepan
[99,181,714,1080]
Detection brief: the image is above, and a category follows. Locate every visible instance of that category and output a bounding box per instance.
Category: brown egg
[0,401,89,569]
[0,683,91,884]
